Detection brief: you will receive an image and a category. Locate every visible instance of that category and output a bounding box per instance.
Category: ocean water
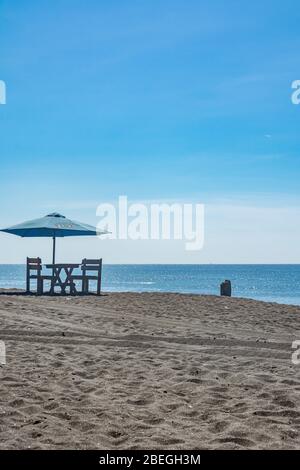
[0,264,300,305]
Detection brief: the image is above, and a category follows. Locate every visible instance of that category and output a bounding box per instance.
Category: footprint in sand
[217,436,255,448]
[209,420,229,433]
[127,398,153,406]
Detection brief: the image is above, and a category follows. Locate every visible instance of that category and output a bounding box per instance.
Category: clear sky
[0,0,299,263]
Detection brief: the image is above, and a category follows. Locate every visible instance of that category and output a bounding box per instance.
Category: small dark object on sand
[220,280,231,297]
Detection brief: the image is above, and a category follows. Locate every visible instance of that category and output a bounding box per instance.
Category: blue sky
[0,0,300,263]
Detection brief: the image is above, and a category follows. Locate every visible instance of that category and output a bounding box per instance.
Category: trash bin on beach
[220,280,231,297]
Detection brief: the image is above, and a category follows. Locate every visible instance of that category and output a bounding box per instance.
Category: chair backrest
[27,257,42,275]
[81,258,102,273]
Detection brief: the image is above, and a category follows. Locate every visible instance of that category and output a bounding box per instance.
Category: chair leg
[97,260,102,295]
[26,269,30,294]
[71,281,77,295]
[37,278,43,295]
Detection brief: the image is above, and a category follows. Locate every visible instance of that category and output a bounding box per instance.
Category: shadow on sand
[0,289,107,297]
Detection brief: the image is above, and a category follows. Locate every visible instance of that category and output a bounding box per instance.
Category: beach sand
[0,290,300,449]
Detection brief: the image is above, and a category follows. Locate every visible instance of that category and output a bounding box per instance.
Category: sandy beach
[0,290,300,449]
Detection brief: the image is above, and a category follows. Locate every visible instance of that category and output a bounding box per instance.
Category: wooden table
[45,263,80,295]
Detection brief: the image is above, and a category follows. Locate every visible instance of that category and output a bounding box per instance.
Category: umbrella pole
[50,236,56,295]
[52,236,56,264]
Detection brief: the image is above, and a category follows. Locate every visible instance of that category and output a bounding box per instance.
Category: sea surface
[0,264,300,305]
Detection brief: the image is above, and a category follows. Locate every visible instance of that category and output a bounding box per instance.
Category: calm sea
[0,264,300,305]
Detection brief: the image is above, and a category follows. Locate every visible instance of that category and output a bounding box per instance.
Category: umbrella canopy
[1,212,107,263]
